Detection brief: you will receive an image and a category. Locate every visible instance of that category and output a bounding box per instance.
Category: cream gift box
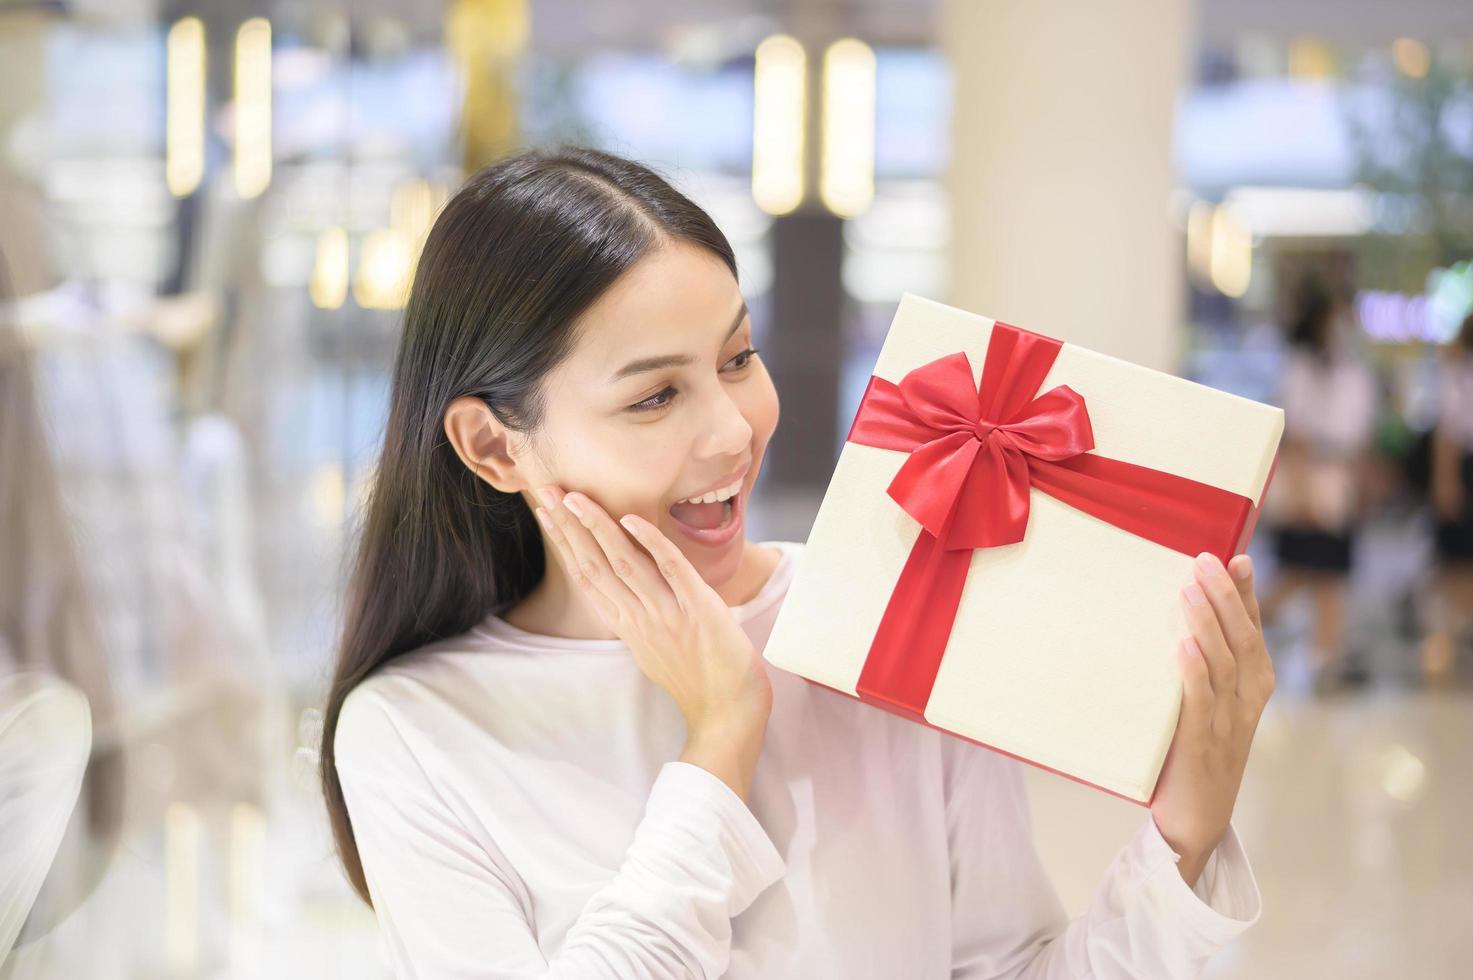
[762,293,1285,806]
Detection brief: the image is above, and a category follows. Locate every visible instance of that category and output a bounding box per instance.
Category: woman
[322,146,1272,978]
[1259,274,1378,689]
[1423,311,1473,684]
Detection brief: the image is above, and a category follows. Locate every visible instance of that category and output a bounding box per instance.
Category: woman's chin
[667,529,746,589]
[686,532,746,573]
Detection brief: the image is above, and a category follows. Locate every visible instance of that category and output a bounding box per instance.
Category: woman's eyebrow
[606,301,749,383]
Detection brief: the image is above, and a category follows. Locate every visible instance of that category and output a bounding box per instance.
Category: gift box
[763,293,1285,805]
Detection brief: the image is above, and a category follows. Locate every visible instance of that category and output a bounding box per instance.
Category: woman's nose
[703,390,754,456]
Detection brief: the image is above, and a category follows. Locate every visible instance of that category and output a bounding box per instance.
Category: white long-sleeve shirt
[334,538,1263,979]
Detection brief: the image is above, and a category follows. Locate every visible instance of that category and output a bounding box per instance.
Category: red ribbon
[844,321,1261,722]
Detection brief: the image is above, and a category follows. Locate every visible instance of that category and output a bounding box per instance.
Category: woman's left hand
[1151,552,1276,887]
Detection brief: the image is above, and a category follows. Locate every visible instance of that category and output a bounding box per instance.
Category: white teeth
[676,478,742,506]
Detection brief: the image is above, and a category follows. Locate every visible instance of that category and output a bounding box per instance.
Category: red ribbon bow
[843,321,1266,725]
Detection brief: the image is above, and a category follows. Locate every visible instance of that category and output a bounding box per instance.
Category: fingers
[616,512,721,617]
[534,485,640,623]
[1227,554,1263,633]
[1226,553,1275,702]
[1180,578,1236,734]
[532,484,713,626]
[560,491,678,621]
[534,499,623,626]
[1181,552,1278,727]
[1192,553,1259,663]
[1177,635,1214,737]
[1199,551,1274,702]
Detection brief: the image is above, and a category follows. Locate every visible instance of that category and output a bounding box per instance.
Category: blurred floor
[1028,689,1473,980]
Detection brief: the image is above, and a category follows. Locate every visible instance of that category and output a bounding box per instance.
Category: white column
[939,0,1192,372]
[939,0,1195,916]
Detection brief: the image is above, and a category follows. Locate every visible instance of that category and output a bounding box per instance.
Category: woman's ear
[443,395,527,492]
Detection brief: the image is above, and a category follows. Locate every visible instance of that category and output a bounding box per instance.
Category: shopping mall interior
[2,0,1472,977]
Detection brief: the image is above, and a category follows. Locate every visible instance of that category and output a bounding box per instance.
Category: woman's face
[517,241,779,588]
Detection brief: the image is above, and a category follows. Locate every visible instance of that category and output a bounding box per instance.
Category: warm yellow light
[388,179,449,296]
[1185,200,1214,284]
[309,226,349,309]
[1209,206,1252,298]
[233,18,272,199]
[752,35,806,216]
[1377,744,1427,805]
[1287,37,1335,79]
[819,38,875,218]
[390,180,438,241]
[165,17,206,197]
[164,803,201,975]
[1391,38,1429,79]
[228,803,266,966]
[354,228,413,310]
[308,462,346,526]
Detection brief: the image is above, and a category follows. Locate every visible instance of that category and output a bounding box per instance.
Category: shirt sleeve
[941,736,1263,979]
[333,685,787,979]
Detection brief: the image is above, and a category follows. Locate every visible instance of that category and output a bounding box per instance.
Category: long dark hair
[1285,273,1334,358]
[320,145,740,906]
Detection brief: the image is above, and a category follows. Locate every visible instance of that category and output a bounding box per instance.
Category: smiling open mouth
[669,494,736,531]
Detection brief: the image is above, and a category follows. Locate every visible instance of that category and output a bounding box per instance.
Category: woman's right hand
[533,485,773,798]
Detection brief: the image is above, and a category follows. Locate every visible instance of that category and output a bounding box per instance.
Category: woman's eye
[727,347,760,372]
[630,386,676,413]
[626,348,760,414]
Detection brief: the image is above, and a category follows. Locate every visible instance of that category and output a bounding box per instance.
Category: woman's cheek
[749,372,780,445]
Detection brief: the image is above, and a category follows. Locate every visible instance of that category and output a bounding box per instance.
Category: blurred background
[2,0,1471,977]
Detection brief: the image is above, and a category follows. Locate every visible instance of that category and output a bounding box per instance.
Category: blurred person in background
[1259,273,1379,692]
[1422,311,1473,686]
[0,176,271,978]
[2,47,270,962]
[0,247,124,969]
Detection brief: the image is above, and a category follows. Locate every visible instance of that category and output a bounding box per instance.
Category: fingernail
[1195,552,1219,575]
[1232,555,1253,581]
[536,486,557,508]
[533,507,550,527]
[1183,582,1207,606]
[619,515,639,534]
[562,494,584,519]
